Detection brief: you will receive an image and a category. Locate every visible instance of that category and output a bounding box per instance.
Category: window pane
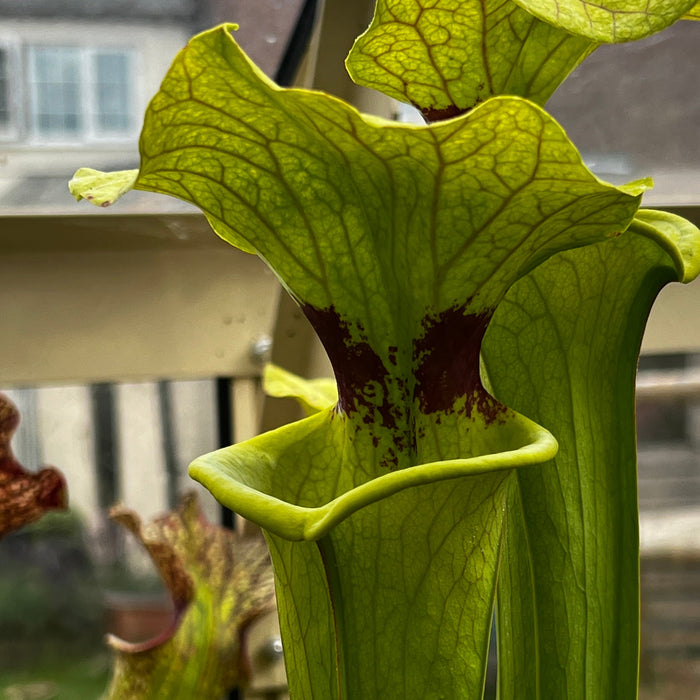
[29,47,83,138]
[95,52,131,134]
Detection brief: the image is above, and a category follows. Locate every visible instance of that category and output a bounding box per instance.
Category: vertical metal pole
[92,382,120,509]
[90,382,121,569]
[216,377,239,700]
[158,380,179,510]
[216,377,236,531]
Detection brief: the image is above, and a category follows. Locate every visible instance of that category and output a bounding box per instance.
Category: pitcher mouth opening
[190,405,557,542]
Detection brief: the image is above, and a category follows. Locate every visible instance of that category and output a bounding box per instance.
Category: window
[27,46,135,142]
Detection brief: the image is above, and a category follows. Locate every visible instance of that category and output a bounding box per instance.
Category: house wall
[0,0,198,21]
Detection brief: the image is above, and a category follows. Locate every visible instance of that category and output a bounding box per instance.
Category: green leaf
[191,406,557,541]
[71,27,646,458]
[251,370,518,697]
[511,0,698,42]
[263,363,337,415]
[70,25,656,699]
[69,167,138,207]
[265,471,514,699]
[104,493,275,700]
[684,2,700,19]
[346,0,596,118]
[346,0,698,119]
[88,23,649,530]
[483,210,700,699]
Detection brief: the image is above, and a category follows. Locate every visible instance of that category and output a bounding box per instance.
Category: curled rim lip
[189,408,558,541]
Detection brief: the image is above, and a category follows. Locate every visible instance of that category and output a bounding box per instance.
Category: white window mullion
[83,47,98,141]
[27,46,41,137]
